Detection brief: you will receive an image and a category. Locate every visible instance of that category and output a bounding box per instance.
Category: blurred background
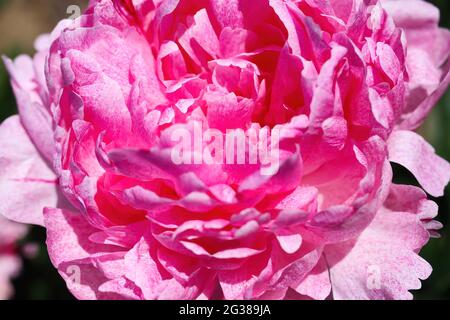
[0,0,449,300]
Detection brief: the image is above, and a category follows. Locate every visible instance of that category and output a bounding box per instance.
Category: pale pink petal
[0,116,59,226]
[293,256,331,300]
[44,208,126,299]
[388,130,450,197]
[325,199,432,300]
[1,0,447,301]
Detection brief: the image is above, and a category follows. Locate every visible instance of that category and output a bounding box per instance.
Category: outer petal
[2,55,55,161]
[44,207,125,300]
[382,0,450,129]
[399,64,450,130]
[388,130,450,197]
[324,185,433,300]
[382,0,449,65]
[0,116,59,226]
[2,20,72,161]
[293,256,331,300]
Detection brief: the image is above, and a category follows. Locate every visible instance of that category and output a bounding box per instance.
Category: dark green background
[0,0,449,300]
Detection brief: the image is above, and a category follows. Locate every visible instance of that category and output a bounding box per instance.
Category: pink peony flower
[1,0,449,300]
[0,216,27,300]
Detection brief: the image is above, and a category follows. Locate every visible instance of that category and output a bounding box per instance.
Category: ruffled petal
[44,207,125,299]
[388,130,450,197]
[0,116,59,226]
[325,184,433,300]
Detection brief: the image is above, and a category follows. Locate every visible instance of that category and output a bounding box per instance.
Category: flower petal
[388,130,450,197]
[0,116,59,226]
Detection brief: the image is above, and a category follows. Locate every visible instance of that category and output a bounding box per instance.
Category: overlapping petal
[0,0,449,300]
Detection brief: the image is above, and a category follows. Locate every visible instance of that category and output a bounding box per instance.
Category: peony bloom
[0,216,27,300]
[1,0,449,300]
